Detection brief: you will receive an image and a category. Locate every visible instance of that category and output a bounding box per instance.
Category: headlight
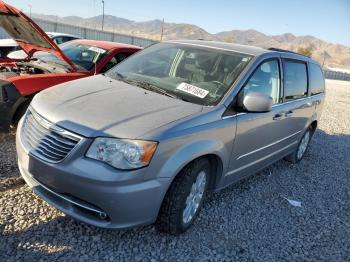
[86,138,158,170]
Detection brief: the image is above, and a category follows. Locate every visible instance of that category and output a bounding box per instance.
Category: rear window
[309,63,325,95]
[283,60,308,101]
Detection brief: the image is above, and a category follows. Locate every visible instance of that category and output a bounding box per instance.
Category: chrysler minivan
[16,40,325,234]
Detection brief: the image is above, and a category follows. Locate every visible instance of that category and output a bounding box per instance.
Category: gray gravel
[1,79,349,261]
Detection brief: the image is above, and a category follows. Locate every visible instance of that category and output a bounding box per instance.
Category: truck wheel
[156,158,210,234]
[285,126,313,163]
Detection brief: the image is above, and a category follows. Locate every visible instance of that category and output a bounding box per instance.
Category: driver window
[101,53,129,73]
[243,60,280,104]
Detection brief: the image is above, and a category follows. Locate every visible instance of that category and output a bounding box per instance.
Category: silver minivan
[16,40,325,234]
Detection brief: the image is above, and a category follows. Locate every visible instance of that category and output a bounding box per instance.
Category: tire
[285,126,313,164]
[156,158,210,234]
[10,99,31,129]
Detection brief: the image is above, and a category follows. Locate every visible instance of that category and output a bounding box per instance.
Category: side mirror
[242,92,273,113]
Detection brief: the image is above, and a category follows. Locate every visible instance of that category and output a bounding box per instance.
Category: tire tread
[156,158,209,234]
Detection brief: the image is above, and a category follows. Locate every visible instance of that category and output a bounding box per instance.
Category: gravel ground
[1,80,349,261]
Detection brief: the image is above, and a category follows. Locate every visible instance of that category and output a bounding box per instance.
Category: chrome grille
[21,109,81,163]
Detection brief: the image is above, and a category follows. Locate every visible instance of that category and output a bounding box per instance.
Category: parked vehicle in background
[16,40,325,234]
[46,32,81,45]
[0,1,142,132]
[0,38,21,58]
[7,32,81,59]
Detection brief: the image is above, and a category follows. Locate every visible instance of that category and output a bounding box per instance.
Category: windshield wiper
[122,79,185,100]
[115,72,125,80]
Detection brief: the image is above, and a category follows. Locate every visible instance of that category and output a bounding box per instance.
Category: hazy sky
[6,0,350,46]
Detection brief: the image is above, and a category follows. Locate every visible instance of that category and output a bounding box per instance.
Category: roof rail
[268,47,310,57]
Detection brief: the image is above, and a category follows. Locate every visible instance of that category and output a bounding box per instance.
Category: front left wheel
[156,158,210,234]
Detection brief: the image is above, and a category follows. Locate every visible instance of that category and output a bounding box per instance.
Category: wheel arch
[10,94,35,125]
[202,154,224,190]
[155,153,224,226]
[310,120,317,132]
[158,151,225,203]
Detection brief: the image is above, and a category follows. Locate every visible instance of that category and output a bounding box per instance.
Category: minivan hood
[32,75,203,138]
[0,2,76,71]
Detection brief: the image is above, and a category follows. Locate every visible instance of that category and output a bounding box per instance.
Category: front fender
[9,73,88,96]
[155,139,227,180]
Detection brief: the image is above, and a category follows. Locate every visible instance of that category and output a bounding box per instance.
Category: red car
[0,2,142,132]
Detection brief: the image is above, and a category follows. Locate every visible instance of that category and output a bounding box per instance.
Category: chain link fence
[323,70,350,81]
[0,18,158,48]
[34,18,158,48]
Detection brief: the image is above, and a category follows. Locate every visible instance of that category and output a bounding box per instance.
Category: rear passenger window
[283,60,308,101]
[309,63,325,95]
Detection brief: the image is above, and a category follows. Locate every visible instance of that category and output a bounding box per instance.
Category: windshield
[40,41,107,71]
[107,42,253,106]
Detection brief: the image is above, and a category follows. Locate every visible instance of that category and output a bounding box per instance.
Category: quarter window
[242,60,281,104]
[309,63,325,95]
[283,60,308,100]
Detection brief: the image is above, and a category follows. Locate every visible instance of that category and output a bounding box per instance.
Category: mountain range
[33,14,350,69]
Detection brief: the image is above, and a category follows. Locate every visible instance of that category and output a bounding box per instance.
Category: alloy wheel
[297,131,310,160]
[182,171,207,224]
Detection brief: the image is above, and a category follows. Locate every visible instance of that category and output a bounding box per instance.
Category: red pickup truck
[0,1,142,132]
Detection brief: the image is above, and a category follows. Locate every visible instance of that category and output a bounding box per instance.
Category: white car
[46,32,81,45]
[5,32,81,59]
[0,38,20,57]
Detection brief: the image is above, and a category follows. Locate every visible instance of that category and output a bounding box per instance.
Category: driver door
[226,58,297,182]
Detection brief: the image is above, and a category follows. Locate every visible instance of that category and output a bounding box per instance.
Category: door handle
[273,113,284,120]
[285,111,293,117]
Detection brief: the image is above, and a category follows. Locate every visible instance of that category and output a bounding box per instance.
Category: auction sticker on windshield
[88,46,106,54]
[176,83,209,98]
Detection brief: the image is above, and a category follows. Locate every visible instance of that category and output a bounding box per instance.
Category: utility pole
[28,4,32,18]
[101,0,105,31]
[160,18,164,41]
[322,50,330,68]
[322,51,326,67]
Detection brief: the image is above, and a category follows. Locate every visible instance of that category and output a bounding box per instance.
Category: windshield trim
[164,41,258,57]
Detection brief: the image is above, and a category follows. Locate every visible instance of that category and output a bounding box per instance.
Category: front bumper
[16,119,170,229]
